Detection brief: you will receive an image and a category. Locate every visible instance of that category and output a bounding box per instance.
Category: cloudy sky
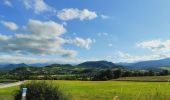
[0,0,170,64]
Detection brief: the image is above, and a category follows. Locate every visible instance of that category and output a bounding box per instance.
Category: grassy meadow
[1,80,170,100]
[0,86,19,100]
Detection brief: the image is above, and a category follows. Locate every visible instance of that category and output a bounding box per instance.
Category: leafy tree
[159,69,169,76]
[148,70,155,76]
[113,69,122,78]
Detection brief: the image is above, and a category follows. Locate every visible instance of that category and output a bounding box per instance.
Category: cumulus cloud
[116,39,170,62]
[137,39,170,52]
[97,32,109,36]
[1,21,18,31]
[57,8,98,21]
[3,0,12,7]
[0,54,105,64]
[100,15,109,19]
[26,19,66,38]
[0,34,11,41]
[0,54,82,64]
[0,19,95,59]
[0,19,78,57]
[117,51,166,62]
[23,0,55,14]
[67,37,95,49]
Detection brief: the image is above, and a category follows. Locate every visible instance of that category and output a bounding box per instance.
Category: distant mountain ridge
[0,63,50,70]
[1,58,170,71]
[0,60,121,71]
[119,58,170,70]
[46,64,73,68]
[78,60,121,68]
[0,63,29,70]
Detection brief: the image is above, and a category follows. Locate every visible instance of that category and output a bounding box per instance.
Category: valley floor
[1,80,170,100]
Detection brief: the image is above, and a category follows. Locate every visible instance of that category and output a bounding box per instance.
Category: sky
[0,0,170,64]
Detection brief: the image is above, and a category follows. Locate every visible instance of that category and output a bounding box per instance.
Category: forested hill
[0,60,122,71]
[78,60,122,68]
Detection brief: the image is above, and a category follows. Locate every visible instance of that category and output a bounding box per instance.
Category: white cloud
[108,43,113,47]
[1,21,18,31]
[117,51,166,62]
[0,19,78,57]
[97,32,109,36]
[26,19,66,38]
[0,54,82,64]
[0,34,11,41]
[23,0,55,14]
[116,39,170,62]
[0,19,95,59]
[0,54,107,64]
[67,37,95,49]
[57,8,98,21]
[137,39,170,53]
[101,15,109,19]
[3,0,12,7]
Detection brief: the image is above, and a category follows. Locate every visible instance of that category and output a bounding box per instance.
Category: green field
[114,76,170,82]
[0,86,19,100]
[1,80,170,100]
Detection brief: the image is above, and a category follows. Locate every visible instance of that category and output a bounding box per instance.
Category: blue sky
[0,0,170,64]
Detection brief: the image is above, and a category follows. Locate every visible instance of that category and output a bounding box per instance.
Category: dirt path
[0,81,25,88]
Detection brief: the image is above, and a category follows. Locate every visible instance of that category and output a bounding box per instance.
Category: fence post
[22,88,27,100]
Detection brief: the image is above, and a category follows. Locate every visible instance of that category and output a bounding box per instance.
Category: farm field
[1,80,170,100]
[114,75,170,82]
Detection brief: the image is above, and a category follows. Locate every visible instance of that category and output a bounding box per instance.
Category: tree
[159,69,169,76]
[113,69,121,78]
[148,70,155,76]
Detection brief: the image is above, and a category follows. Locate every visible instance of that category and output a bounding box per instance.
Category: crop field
[114,76,170,82]
[1,80,170,100]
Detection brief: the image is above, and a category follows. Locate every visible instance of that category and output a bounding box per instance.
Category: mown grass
[1,80,170,100]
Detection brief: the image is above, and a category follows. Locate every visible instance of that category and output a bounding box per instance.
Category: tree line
[0,66,169,81]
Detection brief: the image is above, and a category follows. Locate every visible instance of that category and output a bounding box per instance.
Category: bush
[14,81,68,100]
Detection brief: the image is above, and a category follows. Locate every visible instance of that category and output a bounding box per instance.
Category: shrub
[14,81,68,100]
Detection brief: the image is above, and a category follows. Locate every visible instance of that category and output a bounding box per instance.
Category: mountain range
[118,58,170,70]
[0,63,29,70]
[1,58,170,71]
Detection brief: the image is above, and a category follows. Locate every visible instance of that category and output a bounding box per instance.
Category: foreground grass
[0,86,19,100]
[1,80,170,100]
